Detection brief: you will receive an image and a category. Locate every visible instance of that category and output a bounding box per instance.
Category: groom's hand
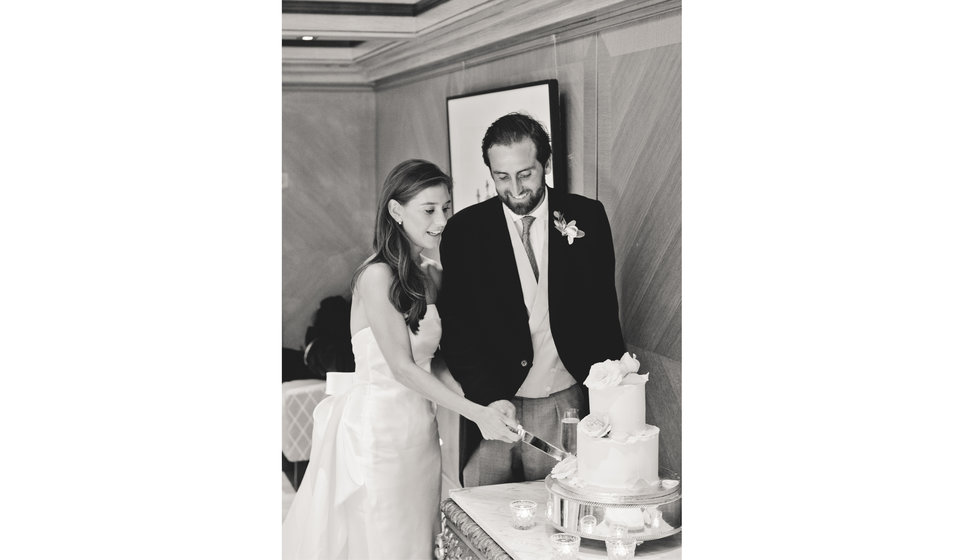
[473,404,520,443]
[487,399,517,422]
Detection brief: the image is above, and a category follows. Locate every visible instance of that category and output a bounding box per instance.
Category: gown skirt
[283,306,443,559]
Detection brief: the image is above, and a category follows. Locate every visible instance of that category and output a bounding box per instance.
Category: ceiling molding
[282,0,498,39]
[283,63,375,91]
[374,2,680,90]
[282,13,417,39]
[282,0,678,88]
[411,0,509,34]
[282,46,359,62]
[366,0,678,83]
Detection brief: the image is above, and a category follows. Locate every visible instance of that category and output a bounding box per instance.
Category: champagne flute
[560,408,579,455]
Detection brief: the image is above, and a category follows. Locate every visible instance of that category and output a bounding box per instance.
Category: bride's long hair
[352,159,452,334]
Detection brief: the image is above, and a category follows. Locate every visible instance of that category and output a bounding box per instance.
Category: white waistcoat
[502,205,577,398]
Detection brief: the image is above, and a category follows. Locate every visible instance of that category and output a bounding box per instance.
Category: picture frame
[446,79,563,213]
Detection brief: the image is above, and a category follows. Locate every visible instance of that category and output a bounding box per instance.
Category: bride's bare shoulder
[355,263,394,296]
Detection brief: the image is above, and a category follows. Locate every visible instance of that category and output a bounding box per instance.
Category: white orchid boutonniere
[553,211,585,245]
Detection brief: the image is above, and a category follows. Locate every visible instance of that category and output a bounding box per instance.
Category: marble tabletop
[449,481,682,560]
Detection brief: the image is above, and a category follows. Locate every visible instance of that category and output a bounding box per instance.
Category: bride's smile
[390,184,452,253]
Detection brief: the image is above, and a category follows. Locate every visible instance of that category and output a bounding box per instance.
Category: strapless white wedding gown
[283,304,442,559]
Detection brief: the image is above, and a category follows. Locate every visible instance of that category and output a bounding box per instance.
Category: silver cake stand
[544,470,682,542]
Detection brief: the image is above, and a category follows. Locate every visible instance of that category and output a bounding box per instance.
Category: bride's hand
[474,406,521,443]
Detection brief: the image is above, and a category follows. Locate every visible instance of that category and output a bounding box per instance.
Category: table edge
[440,497,513,560]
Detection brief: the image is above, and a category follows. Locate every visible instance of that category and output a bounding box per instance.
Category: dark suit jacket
[437,188,626,483]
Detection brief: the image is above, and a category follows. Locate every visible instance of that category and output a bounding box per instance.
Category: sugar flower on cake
[551,456,578,480]
[618,352,641,374]
[584,359,626,389]
[621,372,650,385]
[585,353,649,389]
[579,413,612,438]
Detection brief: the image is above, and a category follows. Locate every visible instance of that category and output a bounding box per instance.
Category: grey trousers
[462,384,584,487]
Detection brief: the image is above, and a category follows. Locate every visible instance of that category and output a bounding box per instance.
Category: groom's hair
[481,112,552,168]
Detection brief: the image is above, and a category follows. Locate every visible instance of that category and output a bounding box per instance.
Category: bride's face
[391,184,452,253]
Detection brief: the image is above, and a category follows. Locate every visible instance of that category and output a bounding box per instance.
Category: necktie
[520,215,539,282]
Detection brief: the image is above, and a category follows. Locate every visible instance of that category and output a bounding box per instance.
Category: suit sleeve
[437,218,506,405]
[592,200,626,357]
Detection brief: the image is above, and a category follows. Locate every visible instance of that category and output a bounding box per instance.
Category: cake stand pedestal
[544,470,681,542]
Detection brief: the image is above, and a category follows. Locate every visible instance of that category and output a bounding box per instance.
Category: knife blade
[513,426,571,461]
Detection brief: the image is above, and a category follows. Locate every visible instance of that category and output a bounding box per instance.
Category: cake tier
[588,381,646,436]
[576,424,659,490]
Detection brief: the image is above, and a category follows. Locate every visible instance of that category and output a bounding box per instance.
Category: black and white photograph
[282,1,682,558]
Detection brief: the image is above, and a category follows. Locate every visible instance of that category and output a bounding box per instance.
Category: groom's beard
[500,184,545,216]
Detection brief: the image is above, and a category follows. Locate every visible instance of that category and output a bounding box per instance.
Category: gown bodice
[350,303,441,378]
[346,303,442,448]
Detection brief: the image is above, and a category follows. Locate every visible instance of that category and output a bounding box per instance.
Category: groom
[438,112,626,487]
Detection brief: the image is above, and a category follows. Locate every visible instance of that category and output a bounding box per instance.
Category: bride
[283,159,520,559]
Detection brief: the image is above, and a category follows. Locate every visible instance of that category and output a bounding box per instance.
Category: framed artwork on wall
[446,79,563,213]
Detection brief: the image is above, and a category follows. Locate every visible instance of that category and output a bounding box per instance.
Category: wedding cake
[545,354,681,540]
[552,353,660,492]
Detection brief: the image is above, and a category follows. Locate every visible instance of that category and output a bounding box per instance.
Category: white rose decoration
[621,372,650,386]
[579,414,612,438]
[551,456,578,479]
[618,352,641,374]
[584,360,625,389]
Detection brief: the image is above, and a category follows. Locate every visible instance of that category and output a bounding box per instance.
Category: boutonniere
[553,211,585,245]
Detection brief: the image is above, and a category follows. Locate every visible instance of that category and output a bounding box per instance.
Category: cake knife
[511,426,571,461]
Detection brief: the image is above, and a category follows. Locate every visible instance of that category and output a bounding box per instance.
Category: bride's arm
[357,263,519,443]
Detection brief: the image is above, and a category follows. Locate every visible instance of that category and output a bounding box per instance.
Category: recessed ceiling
[282,0,677,88]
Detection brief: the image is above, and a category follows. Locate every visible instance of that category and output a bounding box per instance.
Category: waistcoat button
[520,360,528,367]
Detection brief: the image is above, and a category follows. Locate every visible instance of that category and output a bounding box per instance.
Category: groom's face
[487,138,550,216]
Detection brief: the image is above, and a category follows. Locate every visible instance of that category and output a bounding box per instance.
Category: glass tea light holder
[580,514,598,535]
[509,500,538,530]
[605,537,638,560]
[550,533,581,560]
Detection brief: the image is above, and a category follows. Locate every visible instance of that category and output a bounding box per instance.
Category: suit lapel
[547,189,570,304]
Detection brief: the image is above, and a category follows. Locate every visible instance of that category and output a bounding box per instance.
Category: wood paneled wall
[374,10,683,484]
[598,21,682,476]
[282,89,377,349]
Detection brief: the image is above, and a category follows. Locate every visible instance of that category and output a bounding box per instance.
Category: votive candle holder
[605,537,637,560]
[550,532,581,559]
[580,515,598,534]
[509,499,537,530]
